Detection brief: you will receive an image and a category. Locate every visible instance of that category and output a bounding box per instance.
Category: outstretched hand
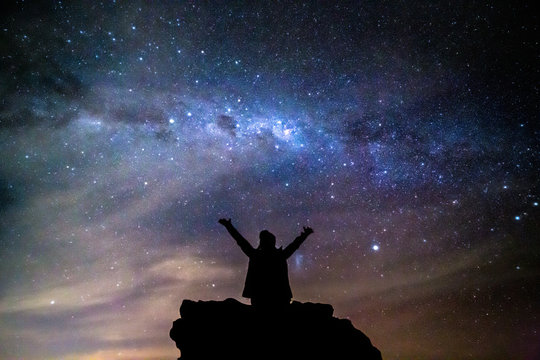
[301,226,314,237]
[218,218,232,227]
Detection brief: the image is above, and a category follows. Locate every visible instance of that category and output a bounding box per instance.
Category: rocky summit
[170,298,382,360]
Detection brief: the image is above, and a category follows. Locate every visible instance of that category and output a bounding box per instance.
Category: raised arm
[283,226,313,259]
[218,218,255,257]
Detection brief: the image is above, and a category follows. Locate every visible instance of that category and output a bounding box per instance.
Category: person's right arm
[283,226,313,259]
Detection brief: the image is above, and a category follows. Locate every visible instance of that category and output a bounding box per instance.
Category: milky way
[0,1,538,359]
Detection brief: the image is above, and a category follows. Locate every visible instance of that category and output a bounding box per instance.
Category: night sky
[1,1,539,359]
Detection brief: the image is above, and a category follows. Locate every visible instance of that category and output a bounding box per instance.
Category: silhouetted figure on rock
[218,218,313,308]
[170,221,382,359]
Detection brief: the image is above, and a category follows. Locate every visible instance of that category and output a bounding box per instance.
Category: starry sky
[0,1,539,359]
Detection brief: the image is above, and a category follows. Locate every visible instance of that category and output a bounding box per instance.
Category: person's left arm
[219,218,255,257]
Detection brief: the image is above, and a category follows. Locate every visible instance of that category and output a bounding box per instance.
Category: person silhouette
[219,218,314,308]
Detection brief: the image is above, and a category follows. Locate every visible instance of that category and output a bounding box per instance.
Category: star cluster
[0,1,538,359]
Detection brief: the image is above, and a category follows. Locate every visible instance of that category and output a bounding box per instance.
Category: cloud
[0,244,240,359]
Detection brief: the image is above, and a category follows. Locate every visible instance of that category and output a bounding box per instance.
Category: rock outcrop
[170,298,382,360]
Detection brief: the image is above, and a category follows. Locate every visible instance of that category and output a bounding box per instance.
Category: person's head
[258,230,276,250]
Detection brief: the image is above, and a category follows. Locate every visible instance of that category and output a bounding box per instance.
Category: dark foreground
[170,298,382,360]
